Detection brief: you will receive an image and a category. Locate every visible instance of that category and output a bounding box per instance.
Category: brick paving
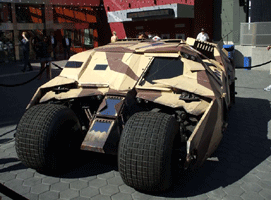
[0,65,271,199]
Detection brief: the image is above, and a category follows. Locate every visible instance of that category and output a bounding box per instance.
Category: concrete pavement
[0,60,271,200]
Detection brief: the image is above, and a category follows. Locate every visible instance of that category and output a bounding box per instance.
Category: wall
[123,18,193,39]
[251,47,271,71]
[251,0,271,22]
[213,0,247,44]
[234,45,271,71]
[194,0,213,39]
[103,0,196,39]
[232,0,247,44]
[234,45,252,68]
[103,0,194,12]
[0,1,111,61]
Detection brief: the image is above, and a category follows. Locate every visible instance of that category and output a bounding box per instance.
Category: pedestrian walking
[62,34,71,59]
[50,32,58,60]
[38,36,52,80]
[196,28,210,42]
[21,32,33,72]
[111,31,118,43]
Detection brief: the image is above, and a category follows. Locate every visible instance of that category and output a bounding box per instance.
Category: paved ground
[0,60,271,200]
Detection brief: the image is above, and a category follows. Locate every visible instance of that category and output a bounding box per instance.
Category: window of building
[161,34,170,39]
[15,4,43,23]
[63,29,94,49]
[176,33,185,40]
[0,3,12,23]
[84,29,94,48]
[64,29,72,39]
[0,30,15,62]
[74,29,82,47]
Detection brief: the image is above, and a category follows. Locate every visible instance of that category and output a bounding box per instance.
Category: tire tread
[118,111,178,191]
[15,104,78,171]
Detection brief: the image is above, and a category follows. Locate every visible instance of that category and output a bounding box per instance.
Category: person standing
[62,34,71,59]
[152,33,161,41]
[32,35,41,60]
[111,31,118,43]
[21,32,33,72]
[196,28,210,42]
[38,36,52,80]
[138,32,146,39]
[50,32,58,60]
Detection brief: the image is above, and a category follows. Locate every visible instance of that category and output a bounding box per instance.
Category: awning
[107,3,194,23]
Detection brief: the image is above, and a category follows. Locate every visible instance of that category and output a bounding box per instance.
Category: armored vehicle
[15,37,235,192]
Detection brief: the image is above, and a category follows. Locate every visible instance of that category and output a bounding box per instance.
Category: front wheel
[15,104,83,172]
[118,111,179,192]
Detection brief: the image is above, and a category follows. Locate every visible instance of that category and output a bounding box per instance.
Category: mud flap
[81,119,115,153]
[185,99,223,168]
[81,96,124,154]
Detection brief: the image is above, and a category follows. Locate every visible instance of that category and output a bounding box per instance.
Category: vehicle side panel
[186,98,223,168]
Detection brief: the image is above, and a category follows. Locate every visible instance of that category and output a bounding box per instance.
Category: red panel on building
[103,0,214,41]
[49,0,100,6]
[29,7,43,23]
[193,0,213,39]
[109,22,126,39]
[104,0,194,12]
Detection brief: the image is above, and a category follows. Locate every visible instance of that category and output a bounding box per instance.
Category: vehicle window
[94,64,108,70]
[65,61,83,68]
[143,57,183,84]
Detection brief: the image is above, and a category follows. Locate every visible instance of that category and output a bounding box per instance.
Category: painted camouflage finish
[27,37,234,169]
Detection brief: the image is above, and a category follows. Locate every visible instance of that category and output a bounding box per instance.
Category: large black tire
[118,111,179,192]
[15,104,82,172]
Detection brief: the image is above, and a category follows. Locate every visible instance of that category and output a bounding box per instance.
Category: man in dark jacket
[38,36,52,80]
[32,35,41,60]
[21,32,33,72]
[50,32,58,60]
[62,34,71,59]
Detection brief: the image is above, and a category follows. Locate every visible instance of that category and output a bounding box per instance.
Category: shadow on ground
[0,158,26,174]
[0,68,62,129]
[156,97,271,198]
[1,97,270,198]
[57,152,119,178]
[56,97,271,197]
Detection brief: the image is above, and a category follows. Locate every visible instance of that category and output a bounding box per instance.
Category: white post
[248,0,251,30]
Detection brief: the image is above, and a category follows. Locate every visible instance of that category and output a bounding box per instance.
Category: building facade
[2,0,267,62]
[0,0,216,62]
[103,0,214,40]
[0,0,111,62]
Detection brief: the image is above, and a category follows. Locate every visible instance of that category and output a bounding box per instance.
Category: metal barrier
[240,22,271,46]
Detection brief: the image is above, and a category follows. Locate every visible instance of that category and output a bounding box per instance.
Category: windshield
[141,57,184,85]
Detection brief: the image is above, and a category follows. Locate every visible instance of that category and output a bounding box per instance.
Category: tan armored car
[15,37,235,192]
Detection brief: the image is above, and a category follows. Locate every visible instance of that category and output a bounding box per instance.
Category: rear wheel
[15,104,83,172]
[118,111,179,192]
